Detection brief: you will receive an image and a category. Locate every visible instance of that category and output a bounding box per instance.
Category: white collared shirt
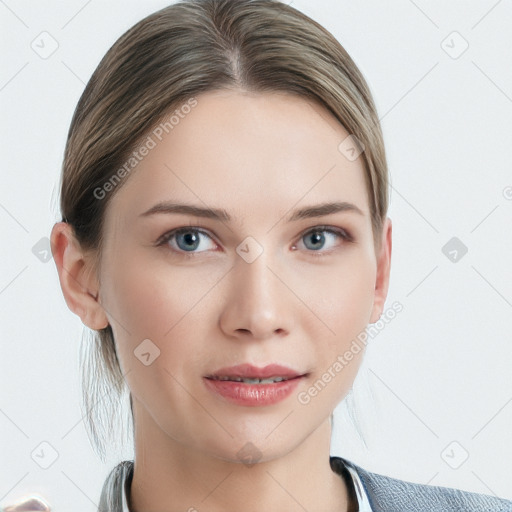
[340,456,374,511]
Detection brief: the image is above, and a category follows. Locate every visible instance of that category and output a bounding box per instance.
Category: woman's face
[97,89,391,462]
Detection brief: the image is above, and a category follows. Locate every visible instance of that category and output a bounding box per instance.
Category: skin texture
[51,89,392,512]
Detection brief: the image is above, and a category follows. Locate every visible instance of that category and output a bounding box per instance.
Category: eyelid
[301,224,353,242]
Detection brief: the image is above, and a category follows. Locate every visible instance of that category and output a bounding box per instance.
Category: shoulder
[336,456,512,512]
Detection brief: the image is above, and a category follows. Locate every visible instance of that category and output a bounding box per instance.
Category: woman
[46,0,511,511]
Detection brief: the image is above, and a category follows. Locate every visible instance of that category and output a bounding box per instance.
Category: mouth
[203,366,308,406]
[206,375,302,384]
[205,363,308,383]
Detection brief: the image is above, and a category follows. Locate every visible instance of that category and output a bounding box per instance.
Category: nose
[218,246,291,340]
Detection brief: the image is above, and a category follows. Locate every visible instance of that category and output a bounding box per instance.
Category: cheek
[101,255,211,397]
[312,253,376,345]
[309,259,375,404]
[102,249,221,348]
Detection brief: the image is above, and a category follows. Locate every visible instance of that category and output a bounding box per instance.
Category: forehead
[106,89,370,224]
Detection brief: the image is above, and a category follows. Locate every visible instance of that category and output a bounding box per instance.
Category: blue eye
[157,227,217,255]
[297,226,353,255]
[156,225,353,258]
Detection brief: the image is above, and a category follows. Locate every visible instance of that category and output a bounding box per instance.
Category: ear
[50,222,109,330]
[369,217,392,324]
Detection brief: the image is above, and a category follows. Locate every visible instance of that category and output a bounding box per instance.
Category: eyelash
[155,224,354,259]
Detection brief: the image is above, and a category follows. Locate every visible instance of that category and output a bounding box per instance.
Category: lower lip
[203,376,304,406]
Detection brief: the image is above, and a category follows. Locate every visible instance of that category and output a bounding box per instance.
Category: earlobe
[369,217,392,324]
[50,222,109,330]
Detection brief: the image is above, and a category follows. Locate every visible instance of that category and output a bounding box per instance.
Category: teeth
[212,376,289,384]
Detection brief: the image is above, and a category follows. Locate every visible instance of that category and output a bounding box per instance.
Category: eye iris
[176,231,200,251]
[305,231,325,250]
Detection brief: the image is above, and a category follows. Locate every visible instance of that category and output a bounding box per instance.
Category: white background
[1,0,511,509]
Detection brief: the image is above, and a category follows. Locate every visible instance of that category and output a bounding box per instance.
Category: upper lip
[205,363,306,380]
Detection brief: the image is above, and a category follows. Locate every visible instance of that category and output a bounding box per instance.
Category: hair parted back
[58,0,389,461]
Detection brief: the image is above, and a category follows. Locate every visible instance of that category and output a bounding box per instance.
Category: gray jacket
[98,456,512,511]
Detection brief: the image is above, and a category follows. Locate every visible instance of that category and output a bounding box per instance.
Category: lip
[205,363,305,380]
[203,375,305,407]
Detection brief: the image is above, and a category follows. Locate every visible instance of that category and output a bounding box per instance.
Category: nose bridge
[222,237,288,337]
[235,240,278,304]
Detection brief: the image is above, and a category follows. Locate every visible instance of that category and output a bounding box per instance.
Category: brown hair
[58,0,389,461]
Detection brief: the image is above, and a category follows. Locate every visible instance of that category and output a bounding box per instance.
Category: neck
[128,402,352,512]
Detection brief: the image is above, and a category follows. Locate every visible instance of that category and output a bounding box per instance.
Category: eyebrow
[139,200,364,222]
